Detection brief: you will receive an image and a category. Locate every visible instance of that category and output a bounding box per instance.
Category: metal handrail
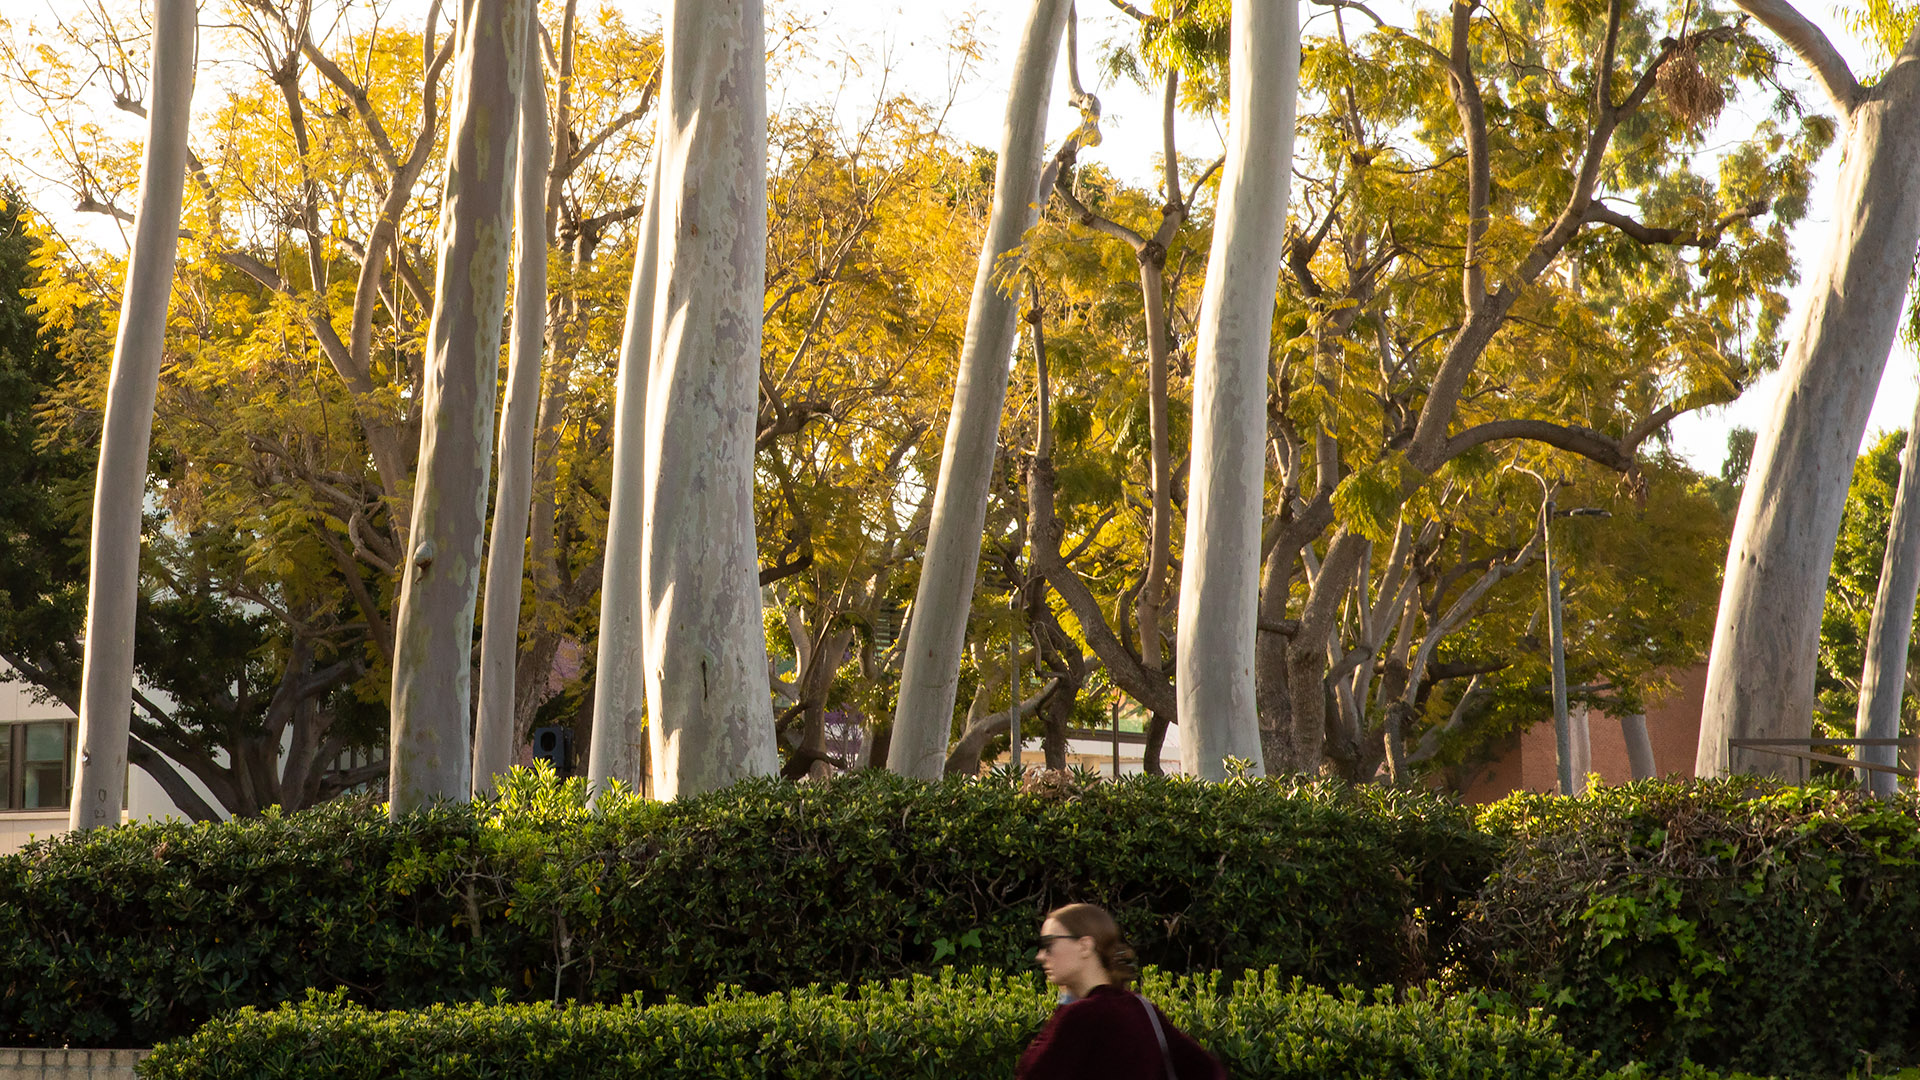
[1727,737,1920,779]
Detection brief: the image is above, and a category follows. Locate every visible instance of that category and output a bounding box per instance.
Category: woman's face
[1035,917,1100,990]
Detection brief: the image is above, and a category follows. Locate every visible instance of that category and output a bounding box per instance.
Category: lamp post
[1009,591,1022,775]
[1546,500,1611,796]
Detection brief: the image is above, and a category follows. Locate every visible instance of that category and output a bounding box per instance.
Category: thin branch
[563,66,660,177]
[1729,0,1862,115]
[1586,198,1770,248]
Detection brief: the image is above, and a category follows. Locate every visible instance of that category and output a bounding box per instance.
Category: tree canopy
[0,0,1875,808]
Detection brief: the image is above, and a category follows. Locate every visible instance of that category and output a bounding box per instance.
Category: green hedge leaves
[138,969,1597,1080]
[1461,779,1920,1077]
[17,770,1920,1078]
[0,768,1492,1048]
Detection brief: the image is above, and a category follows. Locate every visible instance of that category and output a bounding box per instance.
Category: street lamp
[1545,500,1611,796]
[1008,589,1022,775]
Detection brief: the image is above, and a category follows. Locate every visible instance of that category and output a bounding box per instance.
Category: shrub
[138,968,1598,1080]
[0,768,1494,1047]
[1457,779,1920,1077]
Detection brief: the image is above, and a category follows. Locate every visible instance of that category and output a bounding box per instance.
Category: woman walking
[1017,903,1226,1079]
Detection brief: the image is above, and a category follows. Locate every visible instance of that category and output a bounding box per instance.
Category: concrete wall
[1457,665,1707,802]
[0,812,69,855]
[0,1049,148,1079]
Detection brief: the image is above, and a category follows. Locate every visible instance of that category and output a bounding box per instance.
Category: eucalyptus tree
[637,0,778,797]
[585,168,660,797]
[1174,0,1301,778]
[70,0,197,831]
[1043,53,1215,758]
[8,1,663,813]
[1853,404,1920,794]
[889,0,1073,779]
[1698,8,1920,778]
[473,11,548,796]
[388,0,532,813]
[1816,430,1920,787]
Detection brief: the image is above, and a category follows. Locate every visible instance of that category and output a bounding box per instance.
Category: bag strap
[1136,993,1177,1080]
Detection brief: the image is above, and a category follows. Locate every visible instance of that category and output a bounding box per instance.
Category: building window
[1,721,74,812]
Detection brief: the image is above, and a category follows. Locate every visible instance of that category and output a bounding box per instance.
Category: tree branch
[1729,0,1862,115]
[1443,418,1635,470]
[759,551,814,587]
[1051,151,1147,250]
[1446,0,1491,314]
[1586,199,1770,247]
[563,70,660,178]
[126,737,223,823]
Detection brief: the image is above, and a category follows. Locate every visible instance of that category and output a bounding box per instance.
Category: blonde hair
[1045,903,1138,989]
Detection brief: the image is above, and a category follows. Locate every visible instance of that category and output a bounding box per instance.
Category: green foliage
[1699,427,1755,518]
[138,969,1598,1080]
[0,186,90,706]
[1416,455,1727,768]
[1840,0,1918,70]
[20,772,1920,1076]
[1459,779,1920,1077]
[0,769,1494,1048]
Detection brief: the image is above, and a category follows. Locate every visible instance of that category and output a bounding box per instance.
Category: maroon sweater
[1015,984,1227,1080]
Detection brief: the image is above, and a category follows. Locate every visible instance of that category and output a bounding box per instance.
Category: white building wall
[991,720,1187,776]
[0,678,79,852]
[0,670,221,854]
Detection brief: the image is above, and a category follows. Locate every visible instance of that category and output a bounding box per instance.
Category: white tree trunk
[587,163,661,797]
[69,0,198,832]
[1855,396,1920,794]
[639,0,777,799]
[1568,701,1592,794]
[887,0,1072,779]
[388,0,531,815]
[1175,0,1300,780]
[1620,713,1656,780]
[473,13,550,797]
[1698,18,1920,778]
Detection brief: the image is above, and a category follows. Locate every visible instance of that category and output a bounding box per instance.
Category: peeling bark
[639,0,778,798]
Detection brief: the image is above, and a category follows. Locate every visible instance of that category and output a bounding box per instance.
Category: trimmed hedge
[0,768,1493,1048]
[138,968,1599,1080]
[1459,779,1920,1077]
[20,769,1920,1076]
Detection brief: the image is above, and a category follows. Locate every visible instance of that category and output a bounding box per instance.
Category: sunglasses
[1036,934,1082,952]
